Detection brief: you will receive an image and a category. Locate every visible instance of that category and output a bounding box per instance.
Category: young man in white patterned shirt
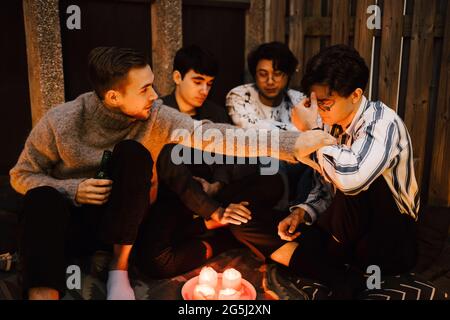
[226,42,312,207]
[230,45,419,299]
[226,42,304,131]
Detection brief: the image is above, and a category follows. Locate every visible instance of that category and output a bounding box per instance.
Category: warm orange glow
[198,266,218,288]
[193,284,216,300]
[190,267,248,300]
[218,288,241,300]
[222,268,242,291]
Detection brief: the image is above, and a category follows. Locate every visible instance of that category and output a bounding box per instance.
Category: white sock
[106,270,135,300]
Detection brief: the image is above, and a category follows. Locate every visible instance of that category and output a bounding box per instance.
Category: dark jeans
[230,176,417,279]
[19,140,153,296]
[20,138,285,294]
[134,172,285,279]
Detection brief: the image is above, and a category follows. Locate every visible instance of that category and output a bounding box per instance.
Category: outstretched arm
[153,104,336,165]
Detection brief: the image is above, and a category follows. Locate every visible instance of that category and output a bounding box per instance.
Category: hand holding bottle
[75,178,113,205]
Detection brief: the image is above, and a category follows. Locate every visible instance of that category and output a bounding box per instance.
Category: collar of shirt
[162,92,180,111]
[344,95,368,136]
[162,92,200,119]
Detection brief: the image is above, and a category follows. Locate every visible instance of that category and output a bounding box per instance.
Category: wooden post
[354,0,376,71]
[354,0,376,98]
[325,0,333,47]
[302,0,322,82]
[266,0,286,42]
[22,0,65,126]
[151,0,182,96]
[428,1,449,206]
[288,0,305,88]
[403,0,437,188]
[245,0,266,83]
[331,0,351,45]
[378,0,404,110]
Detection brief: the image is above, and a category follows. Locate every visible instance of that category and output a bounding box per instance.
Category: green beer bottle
[96,150,112,179]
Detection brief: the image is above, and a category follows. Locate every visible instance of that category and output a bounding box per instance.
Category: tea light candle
[222,268,242,291]
[218,288,241,300]
[193,284,216,300]
[198,266,218,288]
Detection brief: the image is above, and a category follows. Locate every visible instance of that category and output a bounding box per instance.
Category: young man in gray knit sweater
[9,47,335,300]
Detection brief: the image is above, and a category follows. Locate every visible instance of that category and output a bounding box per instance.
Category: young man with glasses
[230,45,419,299]
[226,42,313,208]
[226,41,304,131]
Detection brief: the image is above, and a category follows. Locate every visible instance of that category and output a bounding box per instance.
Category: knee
[158,143,178,158]
[113,140,153,166]
[112,140,153,178]
[24,186,64,207]
[156,143,180,171]
[23,186,68,222]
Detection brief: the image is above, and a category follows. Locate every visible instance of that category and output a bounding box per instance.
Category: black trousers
[133,171,285,279]
[20,139,284,293]
[20,140,153,296]
[230,176,417,279]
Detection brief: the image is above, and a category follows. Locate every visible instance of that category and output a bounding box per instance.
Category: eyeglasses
[256,71,286,83]
[304,98,336,112]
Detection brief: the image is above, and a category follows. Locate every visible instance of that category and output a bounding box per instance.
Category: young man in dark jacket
[140,45,284,279]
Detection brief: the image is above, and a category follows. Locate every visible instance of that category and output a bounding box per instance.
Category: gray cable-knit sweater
[10,92,301,203]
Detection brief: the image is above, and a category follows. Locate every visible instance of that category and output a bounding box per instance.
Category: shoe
[263,263,332,300]
[357,272,449,300]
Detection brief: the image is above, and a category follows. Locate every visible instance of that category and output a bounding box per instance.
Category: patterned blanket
[0,248,271,300]
[1,247,448,300]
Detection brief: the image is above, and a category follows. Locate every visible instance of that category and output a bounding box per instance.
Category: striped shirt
[291,96,420,224]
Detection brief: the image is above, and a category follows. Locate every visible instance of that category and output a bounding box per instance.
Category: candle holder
[182,266,256,300]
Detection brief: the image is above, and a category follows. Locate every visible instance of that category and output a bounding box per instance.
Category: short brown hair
[88,47,148,98]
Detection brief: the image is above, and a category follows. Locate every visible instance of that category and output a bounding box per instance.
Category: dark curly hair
[247,42,298,80]
[301,45,369,97]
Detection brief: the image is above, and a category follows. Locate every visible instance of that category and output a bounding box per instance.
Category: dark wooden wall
[182,0,249,107]
[0,1,32,174]
[59,0,153,101]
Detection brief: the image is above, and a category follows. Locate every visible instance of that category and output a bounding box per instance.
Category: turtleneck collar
[86,92,136,130]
